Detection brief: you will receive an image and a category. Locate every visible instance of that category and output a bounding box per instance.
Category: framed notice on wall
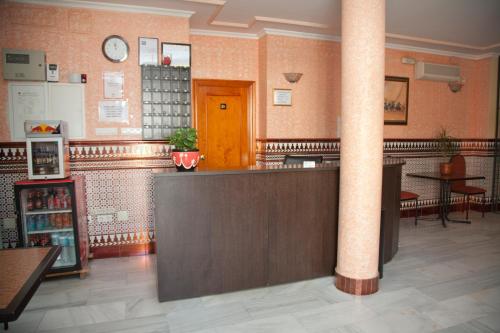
[161,42,191,67]
[139,37,159,65]
[273,89,292,106]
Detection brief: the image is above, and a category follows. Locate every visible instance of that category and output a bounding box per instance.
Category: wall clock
[102,35,129,63]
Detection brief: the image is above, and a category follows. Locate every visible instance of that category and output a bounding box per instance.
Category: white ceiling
[16,0,500,57]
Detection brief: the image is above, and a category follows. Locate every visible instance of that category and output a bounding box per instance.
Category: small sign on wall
[99,100,129,123]
[103,72,124,99]
[273,88,292,106]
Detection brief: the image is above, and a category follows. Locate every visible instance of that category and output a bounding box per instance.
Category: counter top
[154,157,404,177]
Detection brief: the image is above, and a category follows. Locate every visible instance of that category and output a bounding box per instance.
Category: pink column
[335,0,386,295]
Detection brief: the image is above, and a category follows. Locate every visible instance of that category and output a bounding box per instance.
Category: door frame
[192,79,256,166]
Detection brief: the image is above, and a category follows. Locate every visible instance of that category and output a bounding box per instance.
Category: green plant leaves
[169,128,198,151]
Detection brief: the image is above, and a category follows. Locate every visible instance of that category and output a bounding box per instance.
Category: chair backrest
[450,154,466,189]
[283,154,323,165]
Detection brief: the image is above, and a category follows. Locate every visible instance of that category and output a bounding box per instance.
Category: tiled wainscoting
[0,141,171,256]
[256,138,496,213]
[0,138,495,257]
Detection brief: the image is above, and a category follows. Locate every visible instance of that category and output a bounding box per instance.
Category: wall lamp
[283,72,303,83]
[448,79,464,93]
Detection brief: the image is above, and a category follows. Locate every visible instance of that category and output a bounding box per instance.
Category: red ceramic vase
[171,150,200,171]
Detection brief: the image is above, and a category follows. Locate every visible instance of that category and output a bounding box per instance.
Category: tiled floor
[7,211,500,333]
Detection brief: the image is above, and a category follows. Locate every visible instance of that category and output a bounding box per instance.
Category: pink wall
[190,35,258,82]
[0,2,494,142]
[384,49,492,139]
[190,35,262,136]
[0,2,189,141]
[261,35,493,139]
[258,36,268,138]
[264,35,340,138]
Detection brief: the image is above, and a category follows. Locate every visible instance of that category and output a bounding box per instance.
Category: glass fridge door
[19,184,77,268]
[29,141,61,178]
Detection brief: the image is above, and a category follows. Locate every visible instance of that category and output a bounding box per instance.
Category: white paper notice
[103,72,124,99]
[99,100,129,123]
[12,84,45,116]
[139,37,158,65]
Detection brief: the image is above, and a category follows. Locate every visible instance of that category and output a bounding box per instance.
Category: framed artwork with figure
[384,76,409,125]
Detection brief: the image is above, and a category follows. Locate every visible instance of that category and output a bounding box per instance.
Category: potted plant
[169,128,200,171]
[436,127,458,175]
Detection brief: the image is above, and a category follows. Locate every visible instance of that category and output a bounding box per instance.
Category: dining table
[406,172,485,227]
[0,246,61,330]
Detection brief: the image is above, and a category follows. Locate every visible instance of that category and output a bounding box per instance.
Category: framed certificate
[161,42,191,67]
[273,89,292,106]
[139,37,159,65]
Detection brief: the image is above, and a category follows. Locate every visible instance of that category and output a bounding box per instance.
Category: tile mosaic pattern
[0,139,496,251]
[72,169,155,248]
[0,172,27,248]
[0,141,171,249]
[257,138,496,211]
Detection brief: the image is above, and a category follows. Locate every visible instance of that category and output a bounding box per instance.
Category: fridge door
[27,138,66,180]
[16,181,81,271]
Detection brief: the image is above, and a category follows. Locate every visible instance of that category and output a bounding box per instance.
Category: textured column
[335,0,386,295]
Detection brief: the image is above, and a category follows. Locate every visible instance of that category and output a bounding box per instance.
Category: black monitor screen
[6,53,29,64]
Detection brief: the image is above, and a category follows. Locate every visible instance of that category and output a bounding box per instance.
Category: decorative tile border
[0,140,172,251]
[0,138,497,254]
[256,138,497,213]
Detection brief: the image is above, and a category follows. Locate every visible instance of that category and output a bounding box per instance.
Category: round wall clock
[102,35,129,63]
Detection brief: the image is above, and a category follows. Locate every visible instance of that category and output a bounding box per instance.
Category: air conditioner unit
[415,62,461,82]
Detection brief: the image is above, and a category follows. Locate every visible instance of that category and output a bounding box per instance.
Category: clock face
[102,35,129,63]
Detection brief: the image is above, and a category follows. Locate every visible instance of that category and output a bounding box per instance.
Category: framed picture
[273,89,292,106]
[161,42,191,67]
[384,76,409,125]
[138,37,159,65]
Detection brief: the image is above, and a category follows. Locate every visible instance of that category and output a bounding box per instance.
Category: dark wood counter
[154,161,403,301]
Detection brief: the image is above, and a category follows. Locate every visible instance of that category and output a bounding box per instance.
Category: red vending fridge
[14,176,88,275]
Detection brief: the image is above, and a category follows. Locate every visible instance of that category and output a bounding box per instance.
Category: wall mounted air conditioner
[415,62,461,82]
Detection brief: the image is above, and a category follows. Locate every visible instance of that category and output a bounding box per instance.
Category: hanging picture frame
[384,76,409,125]
[161,42,191,67]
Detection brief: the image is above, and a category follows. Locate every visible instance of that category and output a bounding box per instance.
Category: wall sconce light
[283,72,303,83]
[448,79,464,93]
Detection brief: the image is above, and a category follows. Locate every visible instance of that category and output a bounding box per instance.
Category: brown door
[193,80,255,169]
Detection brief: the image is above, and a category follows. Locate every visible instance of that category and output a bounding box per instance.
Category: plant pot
[171,149,200,172]
[440,162,453,176]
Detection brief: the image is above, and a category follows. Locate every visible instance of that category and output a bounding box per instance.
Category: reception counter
[153,160,403,301]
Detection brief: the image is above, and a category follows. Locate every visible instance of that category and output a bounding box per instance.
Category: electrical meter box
[2,48,46,81]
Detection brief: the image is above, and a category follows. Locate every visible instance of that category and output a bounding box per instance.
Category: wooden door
[193,80,255,169]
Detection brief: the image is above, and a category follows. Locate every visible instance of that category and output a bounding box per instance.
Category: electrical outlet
[97,214,113,223]
[121,128,142,135]
[117,211,129,221]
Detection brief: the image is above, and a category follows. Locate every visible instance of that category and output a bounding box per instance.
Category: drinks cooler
[25,120,70,180]
[14,176,88,274]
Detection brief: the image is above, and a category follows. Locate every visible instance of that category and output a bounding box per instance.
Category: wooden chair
[400,191,419,225]
[449,154,486,219]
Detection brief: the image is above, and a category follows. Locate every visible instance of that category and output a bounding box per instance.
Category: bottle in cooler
[67,235,76,265]
[59,235,68,264]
